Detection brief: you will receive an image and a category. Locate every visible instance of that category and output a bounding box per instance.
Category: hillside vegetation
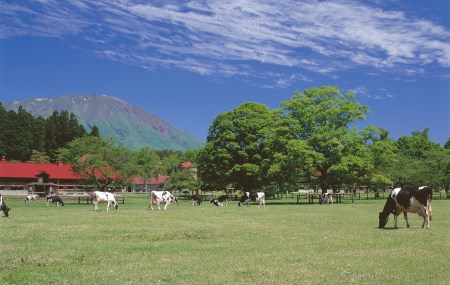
[3,94,204,151]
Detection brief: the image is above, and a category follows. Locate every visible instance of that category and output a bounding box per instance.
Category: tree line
[197,86,450,193]
[57,137,199,192]
[2,86,449,193]
[0,103,98,162]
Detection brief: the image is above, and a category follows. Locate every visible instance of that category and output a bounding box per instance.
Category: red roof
[181,161,193,169]
[132,175,169,185]
[150,175,168,185]
[0,160,80,180]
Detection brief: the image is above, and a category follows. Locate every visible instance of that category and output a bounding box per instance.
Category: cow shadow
[376,227,399,230]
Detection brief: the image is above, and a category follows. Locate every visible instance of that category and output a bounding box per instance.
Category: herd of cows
[0,186,434,229]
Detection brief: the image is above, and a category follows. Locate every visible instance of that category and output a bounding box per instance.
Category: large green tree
[7,106,35,161]
[388,130,448,189]
[281,86,371,192]
[45,111,87,158]
[397,128,441,159]
[198,102,276,191]
[57,136,135,191]
[0,103,9,157]
[133,147,160,192]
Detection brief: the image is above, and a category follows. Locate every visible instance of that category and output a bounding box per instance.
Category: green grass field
[1,196,449,285]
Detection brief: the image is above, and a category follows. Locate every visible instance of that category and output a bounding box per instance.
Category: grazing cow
[238,192,265,207]
[217,195,228,206]
[92,191,118,211]
[46,195,64,207]
[378,186,432,229]
[210,199,221,207]
[320,193,333,205]
[191,194,203,206]
[0,194,11,217]
[25,194,38,203]
[149,190,178,210]
[210,195,229,207]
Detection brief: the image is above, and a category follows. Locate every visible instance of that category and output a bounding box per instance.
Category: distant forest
[0,103,99,162]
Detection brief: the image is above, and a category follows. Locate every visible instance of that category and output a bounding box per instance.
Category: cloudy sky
[1,0,449,144]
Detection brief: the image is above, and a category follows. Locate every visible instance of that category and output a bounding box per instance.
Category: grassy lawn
[1,195,449,285]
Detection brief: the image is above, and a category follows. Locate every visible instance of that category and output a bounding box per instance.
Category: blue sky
[1,0,449,145]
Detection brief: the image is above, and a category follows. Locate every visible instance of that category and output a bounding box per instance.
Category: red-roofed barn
[0,156,84,195]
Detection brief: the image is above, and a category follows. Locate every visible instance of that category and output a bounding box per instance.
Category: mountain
[2,94,204,151]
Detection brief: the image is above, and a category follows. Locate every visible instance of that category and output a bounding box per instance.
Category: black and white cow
[191,194,203,206]
[92,191,118,211]
[378,186,432,229]
[238,192,265,207]
[210,199,221,206]
[25,194,38,203]
[0,194,11,217]
[149,190,178,210]
[217,195,228,206]
[210,195,229,207]
[46,195,64,207]
[320,193,333,205]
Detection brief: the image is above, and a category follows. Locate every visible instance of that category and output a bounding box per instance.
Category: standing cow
[238,192,265,207]
[378,186,432,229]
[191,194,203,206]
[92,191,118,211]
[320,193,333,205]
[0,194,10,217]
[149,190,178,210]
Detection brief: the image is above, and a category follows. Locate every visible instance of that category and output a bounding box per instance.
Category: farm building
[130,175,169,192]
[0,156,85,195]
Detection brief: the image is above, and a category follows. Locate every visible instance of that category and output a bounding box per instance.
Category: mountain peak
[3,94,204,151]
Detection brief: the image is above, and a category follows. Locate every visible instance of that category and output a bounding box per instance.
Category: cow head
[238,193,250,207]
[378,212,389,228]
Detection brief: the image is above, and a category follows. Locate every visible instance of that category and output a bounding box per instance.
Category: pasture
[1,195,449,285]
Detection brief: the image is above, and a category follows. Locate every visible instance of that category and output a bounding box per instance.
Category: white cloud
[1,0,449,86]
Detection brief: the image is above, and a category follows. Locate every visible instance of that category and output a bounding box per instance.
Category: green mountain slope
[3,94,204,151]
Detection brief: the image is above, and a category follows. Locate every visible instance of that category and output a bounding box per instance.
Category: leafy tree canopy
[198,102,277,191]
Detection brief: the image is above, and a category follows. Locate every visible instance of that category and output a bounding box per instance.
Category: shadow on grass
[376,227,399,230]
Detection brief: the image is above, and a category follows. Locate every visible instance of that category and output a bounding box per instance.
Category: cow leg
[107,201,110,211]
[157,201,161,211]
[422,215,430,229]
[403,212,410,228]
[393,213,398,229]
[163,201,170,210]
[422,207,430,229]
